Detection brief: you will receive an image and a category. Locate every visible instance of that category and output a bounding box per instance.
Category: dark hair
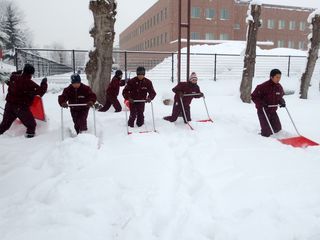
[71,73,81,83]
[270,69,281,77]
[115,70,123,77]
[23,63,35,75]
[136,66,145,75]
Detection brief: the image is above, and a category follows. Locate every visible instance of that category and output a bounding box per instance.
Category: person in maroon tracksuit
[99,70,125,112]
[58,74,97,134]
[251,69,286,137]
[0,64,48,138]
[122,66,156,127]
[163,72,203,123]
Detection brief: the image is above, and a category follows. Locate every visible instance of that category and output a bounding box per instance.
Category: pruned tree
[0,0,10,48]
[300,10,320,99]
[86,0,117,103]
[240,3,261,103]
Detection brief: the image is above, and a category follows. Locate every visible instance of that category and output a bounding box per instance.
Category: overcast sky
[11,0,320,50]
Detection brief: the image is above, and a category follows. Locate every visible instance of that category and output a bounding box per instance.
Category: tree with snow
[300,10,320,99]
[2,3,28,53]
[240,2,261,103]
[86,0,117,104]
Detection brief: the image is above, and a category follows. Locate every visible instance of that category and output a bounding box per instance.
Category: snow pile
[1,44,320,240]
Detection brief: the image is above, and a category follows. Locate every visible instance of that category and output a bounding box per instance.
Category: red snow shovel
[263,105,319,148]
[30,95,46,121]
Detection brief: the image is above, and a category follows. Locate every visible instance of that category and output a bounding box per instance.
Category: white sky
[11,0,320,50]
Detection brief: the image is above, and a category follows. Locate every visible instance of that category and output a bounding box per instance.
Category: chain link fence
[14,48,320,84]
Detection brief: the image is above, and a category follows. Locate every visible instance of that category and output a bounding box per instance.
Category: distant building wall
[119,0,313,52]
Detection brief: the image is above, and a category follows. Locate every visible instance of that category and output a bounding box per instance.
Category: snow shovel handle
[262,107,275,135]
[68,103,88,107]
[183,93,203,97]
[284,106,301,136]
[267,105,278,108]
[133,99,147,103]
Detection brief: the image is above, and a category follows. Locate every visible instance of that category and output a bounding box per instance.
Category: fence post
[72,50,76,73]
[287,55,291,77]
[214,54,217,81]
[124,51,128,79]
[14,48,18,71]
[171,52,174,82]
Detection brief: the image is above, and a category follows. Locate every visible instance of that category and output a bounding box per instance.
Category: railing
[14,48,320,83]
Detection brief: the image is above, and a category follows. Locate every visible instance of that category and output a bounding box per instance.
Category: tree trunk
[240,4,261,103]
[300,14,320,99]
[85,0,117,104]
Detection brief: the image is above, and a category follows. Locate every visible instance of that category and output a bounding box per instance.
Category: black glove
[41,77,47,84]
[87,101,94,107]
[128,98,134,104]
[279,98,286,108]
[199,92,204,97]
[145,97,151,103]
[61,102,68,108]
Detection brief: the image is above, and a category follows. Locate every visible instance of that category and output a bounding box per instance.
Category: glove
[145,97,151,103]
[199,92,204,97]
[61,102,68,108]
[128,98,134,104]
[87,101,94,107]
[279,98,286,108]
[41,77,47,84]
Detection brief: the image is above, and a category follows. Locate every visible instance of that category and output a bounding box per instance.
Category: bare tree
[86,0,117,103]
[300,11,320,99]
[240,3,261,103]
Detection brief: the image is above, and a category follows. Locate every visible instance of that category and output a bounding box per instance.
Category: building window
[288,41,295,48]
[299,21,306,31]
[267,19,274,29]
[191,7,201,18]
[233,23,240,29]
[277,40,285,48]
[165,8,167,19]
[220,8,229,20]
[298,41,305,49]
[289,21,296,30]
[219,33,229,40]
[165,32,168,43]
[161,10,163,21]
[205,33,214,40]
[205,8,215,19]
[278,20,285,30]
[191,32,200,39]
[260,19,263,28]
[157,13,160,24]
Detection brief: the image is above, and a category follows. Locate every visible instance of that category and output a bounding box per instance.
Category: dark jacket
[58,83,97,109]
[122,76,156,101]
[106,76,126,96]
[173,81,201,106]
[251,79,284,111]
[6,72,48,106]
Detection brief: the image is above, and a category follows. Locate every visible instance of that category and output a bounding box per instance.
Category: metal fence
[15,48,320,83]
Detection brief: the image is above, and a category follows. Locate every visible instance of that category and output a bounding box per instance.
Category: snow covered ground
[1,44,320,240]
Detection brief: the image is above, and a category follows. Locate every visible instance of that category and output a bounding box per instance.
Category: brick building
[119,0,313,52]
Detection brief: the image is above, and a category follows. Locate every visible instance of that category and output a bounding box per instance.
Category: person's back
[0,63,48,138]
[6,71,47,106]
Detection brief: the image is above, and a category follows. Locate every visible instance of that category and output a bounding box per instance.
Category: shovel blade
[278,136,319,148]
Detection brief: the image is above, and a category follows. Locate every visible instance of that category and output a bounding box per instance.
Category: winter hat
[23,63,35,75]
[189,72,198,81]
[71,73,81,84]
[115,70,123,77]
[136,66,146,75]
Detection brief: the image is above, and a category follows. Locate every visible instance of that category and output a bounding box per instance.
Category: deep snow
[1,43,320,240]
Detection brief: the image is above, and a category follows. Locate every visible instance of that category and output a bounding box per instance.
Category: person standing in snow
[251,69,286,137]
[122,66,156,127]
[58,74,97,134]
[0,63,48,138]
[98,70,126,112]
[163,72,203,123]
